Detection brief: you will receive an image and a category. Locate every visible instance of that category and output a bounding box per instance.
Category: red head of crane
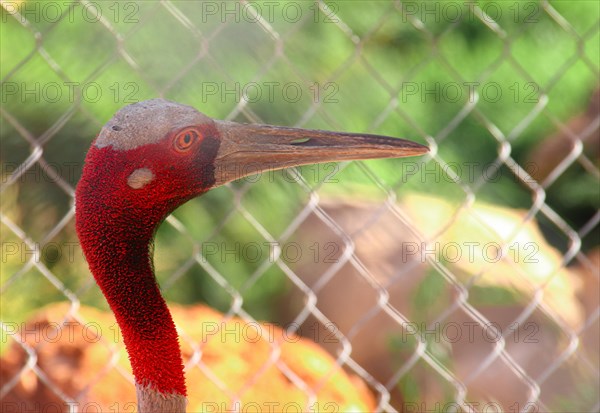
[75,99,428,412]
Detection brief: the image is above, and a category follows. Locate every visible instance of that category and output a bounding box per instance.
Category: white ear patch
[127,168,154,189]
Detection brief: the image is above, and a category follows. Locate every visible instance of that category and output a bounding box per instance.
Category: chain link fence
[1,1,599,412]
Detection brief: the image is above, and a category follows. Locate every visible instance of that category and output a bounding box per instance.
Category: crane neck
[75,147,187,411]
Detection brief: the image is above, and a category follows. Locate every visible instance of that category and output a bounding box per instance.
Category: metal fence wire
[1,1,599,412]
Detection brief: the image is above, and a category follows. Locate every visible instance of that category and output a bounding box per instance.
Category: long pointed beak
[212,120,429,187]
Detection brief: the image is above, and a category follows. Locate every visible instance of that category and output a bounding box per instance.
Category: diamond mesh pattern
[1,1,598,412]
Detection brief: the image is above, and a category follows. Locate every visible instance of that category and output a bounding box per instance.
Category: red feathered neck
[75,143,195,397]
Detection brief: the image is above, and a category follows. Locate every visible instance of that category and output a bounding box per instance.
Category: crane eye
[174,128,200,152]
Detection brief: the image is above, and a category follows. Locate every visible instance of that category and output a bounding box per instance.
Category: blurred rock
[0,303,376,412]
[283,194,595,410]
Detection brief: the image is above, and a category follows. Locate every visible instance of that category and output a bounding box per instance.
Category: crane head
[79,98,428,222]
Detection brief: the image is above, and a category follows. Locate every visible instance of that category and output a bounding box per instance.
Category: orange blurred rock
[1,303,375,412]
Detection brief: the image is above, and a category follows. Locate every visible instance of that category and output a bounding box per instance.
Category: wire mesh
[1,1,599,412]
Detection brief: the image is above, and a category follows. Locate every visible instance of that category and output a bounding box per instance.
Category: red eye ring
[174,128,200,152]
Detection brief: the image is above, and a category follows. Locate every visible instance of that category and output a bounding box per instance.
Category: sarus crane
[75,98,428,412]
